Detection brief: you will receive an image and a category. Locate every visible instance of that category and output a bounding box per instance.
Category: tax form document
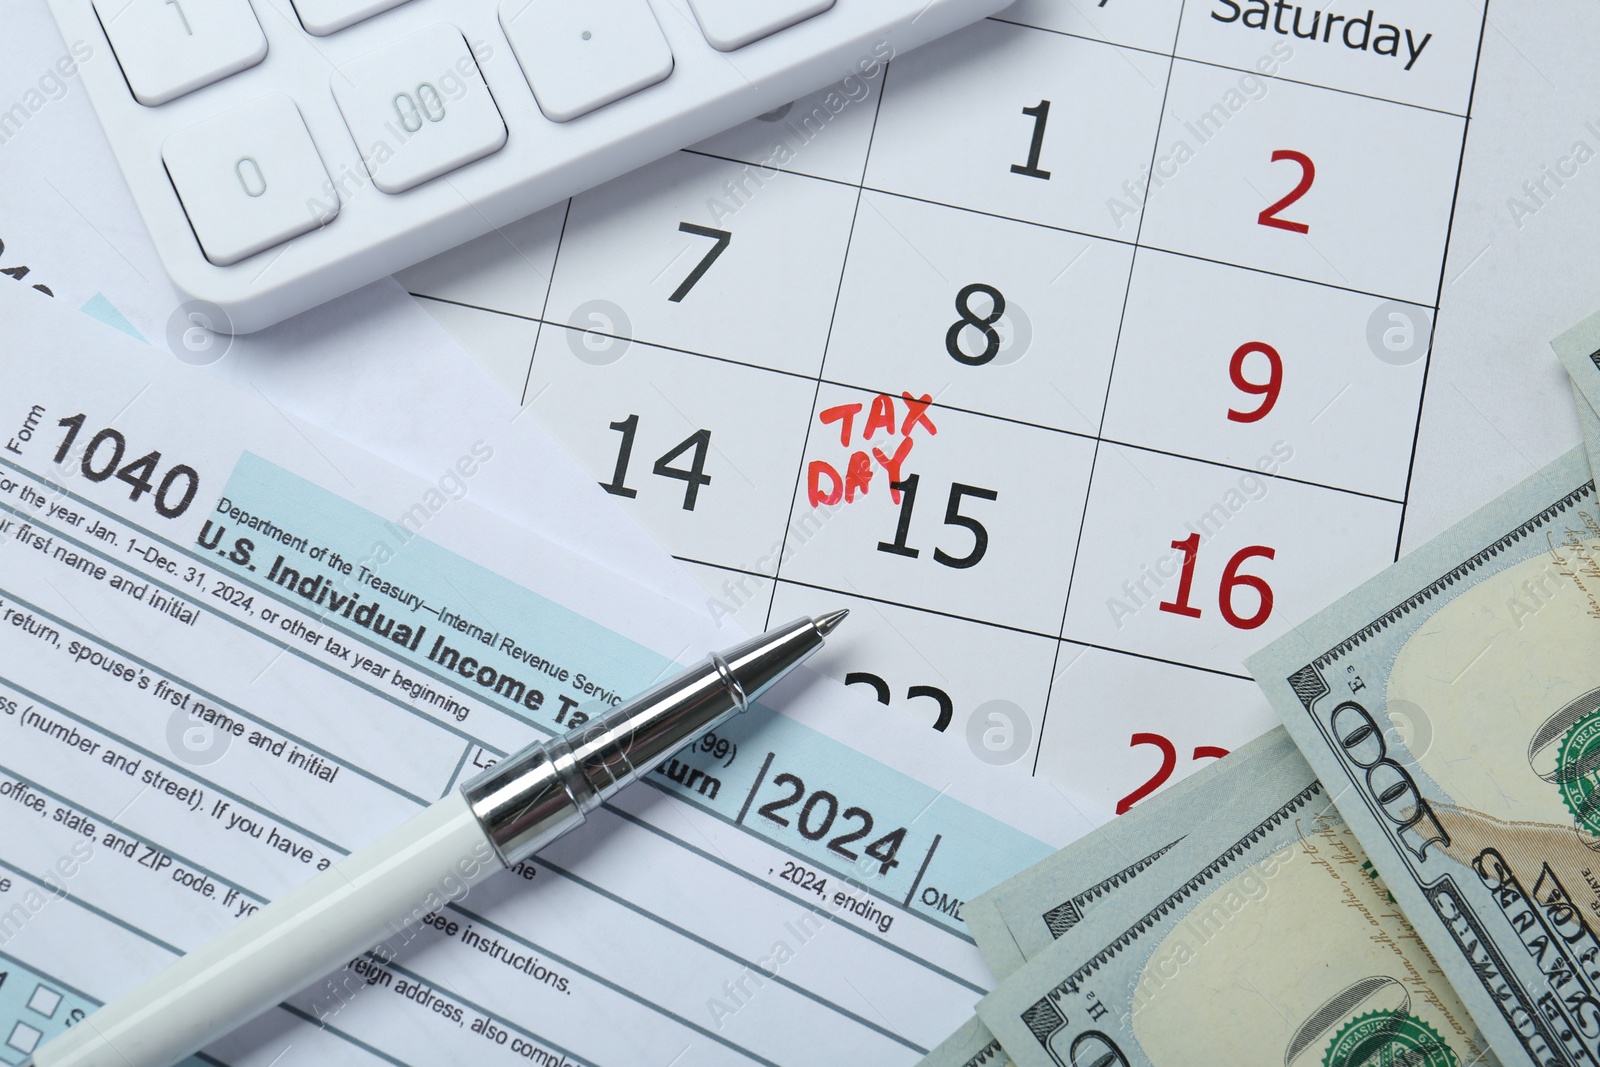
[402,0,1488,816]
[0,286,1099,1066]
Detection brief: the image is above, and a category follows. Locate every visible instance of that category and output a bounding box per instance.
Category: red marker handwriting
[808,392,936,507]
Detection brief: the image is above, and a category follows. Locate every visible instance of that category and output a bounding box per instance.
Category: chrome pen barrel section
[462,613,843,867]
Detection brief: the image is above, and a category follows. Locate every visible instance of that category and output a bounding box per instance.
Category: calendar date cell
[781,385,1093,634]
[545,151,858,377]
[1036,644,1275,813]
[1061,445,1397,673]
[824,193,1132,436]
[770,584,1057,771]
[1137,60,1465,303]
[1101,250,1427,500]
[526,331,814,569]
[866,20,1170,239]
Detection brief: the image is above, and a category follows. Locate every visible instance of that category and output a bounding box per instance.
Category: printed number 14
[600,414,713,511]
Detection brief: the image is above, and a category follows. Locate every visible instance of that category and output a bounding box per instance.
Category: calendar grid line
[429,294,1429,507]
[516,199,573,409]
[983,16,1472,120]
[676,553,1258,683]
[1031,0,1189,778]
[758,57,893,632]
[1393,0,1492,558]
[422,200,1444,323]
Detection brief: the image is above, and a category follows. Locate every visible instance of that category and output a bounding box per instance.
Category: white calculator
[46,0,1007,332]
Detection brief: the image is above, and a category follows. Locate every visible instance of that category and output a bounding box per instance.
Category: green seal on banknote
[1322,1010,1456,1067]
[1556,713,1600,835]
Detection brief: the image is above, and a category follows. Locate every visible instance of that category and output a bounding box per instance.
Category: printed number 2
[669,223,732,302]
[1257,150,1314,234]
[1115,733,1230,815]
[844,672,955,732]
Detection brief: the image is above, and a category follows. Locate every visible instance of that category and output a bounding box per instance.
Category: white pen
[26,610,848,1067]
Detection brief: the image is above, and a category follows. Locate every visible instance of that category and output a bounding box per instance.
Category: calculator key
[686,0,834,51]
[501,0,673,122]
[162,94,337,266]
[93,0,267,106]
[290,0,410,36]
[331,25,508,194]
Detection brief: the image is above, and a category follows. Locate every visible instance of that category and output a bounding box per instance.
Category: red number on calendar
[1227,342,1282,423]
[1115,733,1231,815]
[1158,536,1276,629]
[1257,150,1314,234]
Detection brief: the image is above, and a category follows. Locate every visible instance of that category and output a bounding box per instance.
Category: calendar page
[400,0,1488,817]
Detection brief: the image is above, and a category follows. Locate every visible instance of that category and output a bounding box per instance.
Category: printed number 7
[669,223,732,303]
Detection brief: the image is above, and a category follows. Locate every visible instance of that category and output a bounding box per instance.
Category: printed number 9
[1226,341,1281,423]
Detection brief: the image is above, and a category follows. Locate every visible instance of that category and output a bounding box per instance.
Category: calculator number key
[685,0,834,51]
[290,0,409,36]
[94,0,267,106]
[331,25,507,195]
[501,0,673,122]
[162,94,337,266]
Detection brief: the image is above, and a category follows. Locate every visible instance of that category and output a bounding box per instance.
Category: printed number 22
[1257,150,1314,234]
[1116,733,1229,814]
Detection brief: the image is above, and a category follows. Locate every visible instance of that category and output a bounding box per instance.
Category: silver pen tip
[813,609,849,637]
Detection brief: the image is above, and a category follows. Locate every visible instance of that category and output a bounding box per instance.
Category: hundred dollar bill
[922,730,1325,1067]
[922,766,1218,1067]
[975,735,1498,1067]
[918,1015,1014,1067]
[971,729,1303,978]
[1249,446,1600,1067]
[1552,312,1600,478]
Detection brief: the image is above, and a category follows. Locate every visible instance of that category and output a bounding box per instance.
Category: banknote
[971,729,1303,976]
[919,734,1265,1067]
[1553,312,1600,478]
[1249,445,1600,1067]
[975,734,1498,1067]
[918,1015,1013,1067]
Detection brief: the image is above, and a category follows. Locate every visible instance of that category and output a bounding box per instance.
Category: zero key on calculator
[93,0,267,106]
[163,93,338,266]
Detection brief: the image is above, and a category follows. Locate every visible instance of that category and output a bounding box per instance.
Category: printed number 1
[1010,101,1053,180]
[165,0,193,34]
[669,223,732,302]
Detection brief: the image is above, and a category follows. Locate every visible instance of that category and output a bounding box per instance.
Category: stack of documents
[923,310,1600,1066]
[0,281,1117,1065]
